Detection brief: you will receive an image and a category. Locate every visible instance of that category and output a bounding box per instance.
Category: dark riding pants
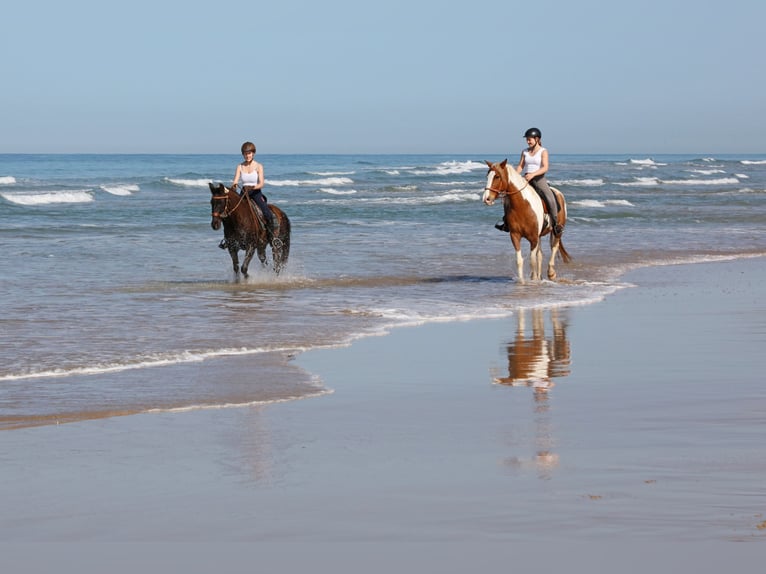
[246,189,274,227]
[530,175,558,222]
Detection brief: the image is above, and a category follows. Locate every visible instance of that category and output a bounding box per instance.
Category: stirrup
[495,220,509,232]
[218,239,228,249]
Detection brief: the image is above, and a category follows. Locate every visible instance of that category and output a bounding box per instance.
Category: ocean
[1,153,765,429]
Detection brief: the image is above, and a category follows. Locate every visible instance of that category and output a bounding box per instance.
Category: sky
[2,0,764,154]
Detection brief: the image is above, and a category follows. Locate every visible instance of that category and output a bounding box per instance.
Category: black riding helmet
[524,127,542,139]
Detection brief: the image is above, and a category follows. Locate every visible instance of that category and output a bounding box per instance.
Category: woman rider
[496,128,563,236]
[232,141,275,238]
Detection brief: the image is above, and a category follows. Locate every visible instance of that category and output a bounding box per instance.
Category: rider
[231,141,275,239]
[496,128,563,236]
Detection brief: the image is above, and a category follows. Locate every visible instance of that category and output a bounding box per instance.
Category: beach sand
[2,258,765,571]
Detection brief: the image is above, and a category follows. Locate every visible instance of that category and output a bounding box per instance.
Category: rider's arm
[255,162,264,190]
[231,164,242,188]
[516,152,525,174]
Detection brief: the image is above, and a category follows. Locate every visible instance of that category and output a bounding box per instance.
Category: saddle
[242,188,278,234]
[533,188,562,214]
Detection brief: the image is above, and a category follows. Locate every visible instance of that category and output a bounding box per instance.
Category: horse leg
[525,237,542,281]
[257,242,268,267]
[242,244,257,278]
[510,234,525,283]
[228,247,240,275]
[548,235,561,280]
[531,242,542,281]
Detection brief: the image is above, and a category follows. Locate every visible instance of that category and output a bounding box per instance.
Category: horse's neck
[236,191,263,229]
[228,191,250,223]
[505,165,527,192]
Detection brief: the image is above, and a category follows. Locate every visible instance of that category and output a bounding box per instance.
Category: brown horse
[482,160,571,282]
[209,182,291,277]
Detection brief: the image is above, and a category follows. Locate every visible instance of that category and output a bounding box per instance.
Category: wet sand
[1,257,765,571]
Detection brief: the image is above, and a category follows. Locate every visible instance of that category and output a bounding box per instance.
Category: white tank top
[241,167,259,186]
[522,147,546,175]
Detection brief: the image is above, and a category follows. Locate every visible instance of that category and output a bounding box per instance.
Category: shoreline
[2,257,765,568]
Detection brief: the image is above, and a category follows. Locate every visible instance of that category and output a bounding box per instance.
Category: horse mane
[504,163,528,192]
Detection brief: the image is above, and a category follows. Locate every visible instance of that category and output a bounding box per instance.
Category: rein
[211,190,248,219]
[485,179,530,197]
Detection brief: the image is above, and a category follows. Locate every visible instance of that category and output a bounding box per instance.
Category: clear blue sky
[2,0,764,154]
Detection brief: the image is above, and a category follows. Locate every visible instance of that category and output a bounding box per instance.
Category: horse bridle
[484,174,530,197]
[211,189,247,219]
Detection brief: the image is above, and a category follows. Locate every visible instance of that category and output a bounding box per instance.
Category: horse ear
[208,182,217,193]
[485,160,493,168]
[499,159,508,169]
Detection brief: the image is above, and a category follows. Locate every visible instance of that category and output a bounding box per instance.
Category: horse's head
[482,159,509,205]
[209,182,232,230]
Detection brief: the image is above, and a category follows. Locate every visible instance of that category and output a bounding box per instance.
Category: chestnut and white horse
[482,159,571,282]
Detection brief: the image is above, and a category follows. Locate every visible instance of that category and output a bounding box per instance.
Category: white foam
[302,192,480,207]
[369,192,480,205]
[410,160,486,176]
[165,177,212,187]
[269,176,354,187]
[317,188,357,195]
[735,174,749,179]
[687,169,725,175]
[1,190,94,205]
[662,177,739,185]
[552,178,605,186]
[0,176,16,185]
[309,170,355,176]
[0,346,301,382]
[100,184,139,196]
[629,158,667,167]
[741,160,766,165]
[617,177,660,187]
[572,199,634,208]
[431,180,472,186]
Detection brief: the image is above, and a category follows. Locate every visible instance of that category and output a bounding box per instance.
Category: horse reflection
[494,307,571,392]
[494,308,571,478]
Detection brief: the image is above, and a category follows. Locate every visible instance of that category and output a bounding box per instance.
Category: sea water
[1,153,765,428]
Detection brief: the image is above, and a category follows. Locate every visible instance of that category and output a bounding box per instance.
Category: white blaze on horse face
[483,171,496,204]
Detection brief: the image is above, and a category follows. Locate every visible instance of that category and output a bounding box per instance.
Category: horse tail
[270,208,291,274]
[557,239,572,264]
[280,214,291,263]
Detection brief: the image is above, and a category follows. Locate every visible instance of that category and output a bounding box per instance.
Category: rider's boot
[550,216,563,236]
[546,200,563,236]
[495,218,509,232]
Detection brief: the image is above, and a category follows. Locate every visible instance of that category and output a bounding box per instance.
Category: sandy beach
[2,257,765,571]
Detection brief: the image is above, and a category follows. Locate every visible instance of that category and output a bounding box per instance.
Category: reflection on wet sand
[493,308,571,391]
[494,308,571,478]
